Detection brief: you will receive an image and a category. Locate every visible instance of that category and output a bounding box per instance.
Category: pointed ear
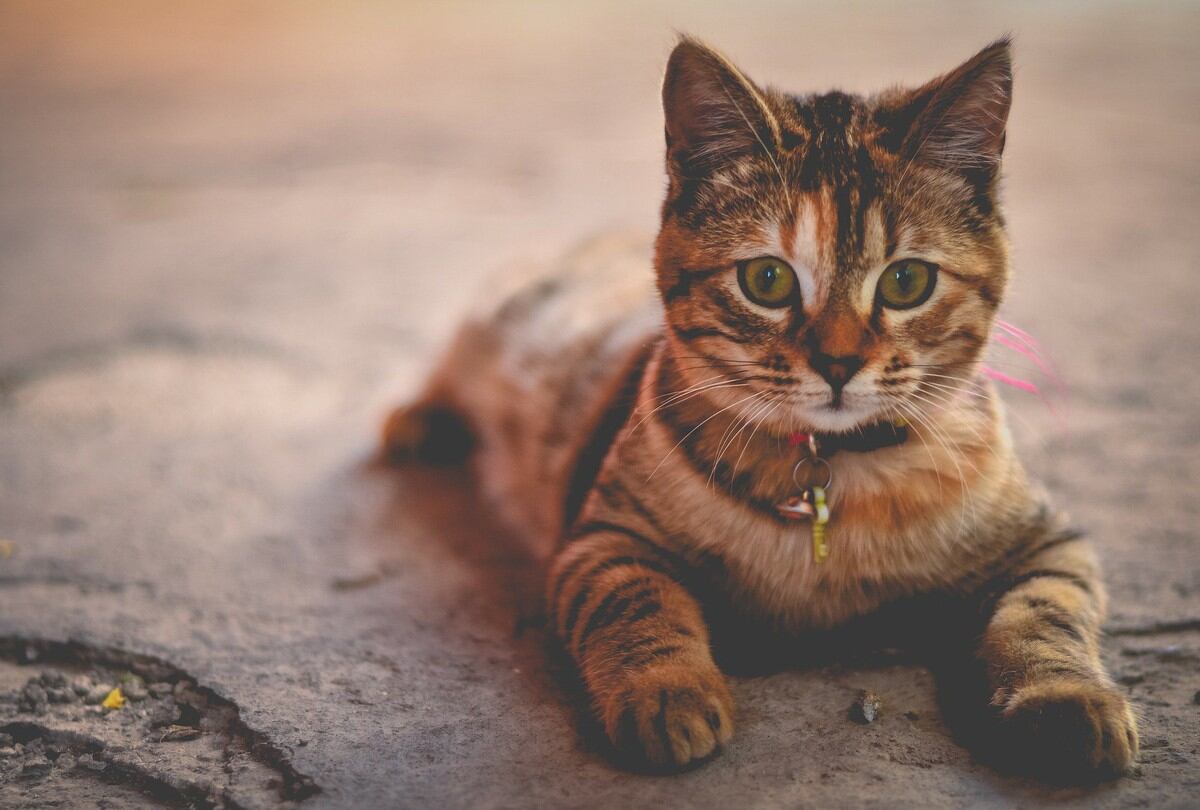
[662,36,780,174]
[878,38,1013,175]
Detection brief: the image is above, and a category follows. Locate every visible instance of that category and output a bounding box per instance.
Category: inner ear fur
[662,36,781,174]
[875,37,1013,175]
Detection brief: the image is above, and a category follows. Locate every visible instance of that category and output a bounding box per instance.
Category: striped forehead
[778,192,887,310]
[774,92,890,304]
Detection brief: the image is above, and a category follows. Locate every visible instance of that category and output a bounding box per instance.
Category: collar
[778,418,910,563]
[786,418,909,457]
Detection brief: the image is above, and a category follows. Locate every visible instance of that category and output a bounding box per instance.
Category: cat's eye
[877,259,937,309]
[737,257,797,308]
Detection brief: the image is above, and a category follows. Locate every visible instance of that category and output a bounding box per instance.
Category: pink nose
[809,352,864,393]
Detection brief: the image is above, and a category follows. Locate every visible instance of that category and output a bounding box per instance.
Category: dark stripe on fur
[670,323,755,345]
[650,384,788,523]
[576,581,656,650]
[558,554,675,637]
[662,266,724,303]
[561,339,658,532]
[1005,568,1094,597]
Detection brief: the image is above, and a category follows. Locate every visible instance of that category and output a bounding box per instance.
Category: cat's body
[384,37,1137,780]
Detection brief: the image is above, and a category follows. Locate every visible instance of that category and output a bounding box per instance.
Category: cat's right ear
[876,38,1013,176]
[662,37,780,175]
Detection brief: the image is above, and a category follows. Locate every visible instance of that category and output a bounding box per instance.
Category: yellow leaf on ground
[102,687,126,710]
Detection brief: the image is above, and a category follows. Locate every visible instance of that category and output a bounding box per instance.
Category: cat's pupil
[761,266,777,288]
[896,266,913,291]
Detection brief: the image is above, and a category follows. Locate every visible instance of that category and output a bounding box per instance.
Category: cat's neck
[646,343,1000,498]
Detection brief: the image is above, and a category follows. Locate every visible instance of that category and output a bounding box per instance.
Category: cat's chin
[792,403,882,434]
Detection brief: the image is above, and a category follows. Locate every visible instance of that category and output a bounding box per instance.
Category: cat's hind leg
[380,323,487,465]
[979,532,1138,781]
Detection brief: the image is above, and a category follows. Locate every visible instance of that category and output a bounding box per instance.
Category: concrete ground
[1,1,1197,807]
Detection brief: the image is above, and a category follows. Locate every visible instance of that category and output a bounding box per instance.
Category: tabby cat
[382,36,1138,779]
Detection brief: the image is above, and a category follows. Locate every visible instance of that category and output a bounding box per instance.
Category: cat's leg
[549,527,733,768]
[980,534,1138,779]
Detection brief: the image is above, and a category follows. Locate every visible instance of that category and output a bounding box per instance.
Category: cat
[381,36,1138,780]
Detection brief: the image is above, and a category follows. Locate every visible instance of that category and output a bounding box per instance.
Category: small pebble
[85,683,114,705]
[38,670,67,689]
[18,682,48,713]
[123,680,149,701]
[148,682,173,698]
[0,747,17,758]
[54,753,77,771]
[70,675,94,696]
[76,753,107,772]
[19,755,51,780]
[148,697,181,728]
[849,690,882,724]
[46,687,74,704]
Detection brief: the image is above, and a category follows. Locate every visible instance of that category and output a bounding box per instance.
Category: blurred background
[1,2,1197,807]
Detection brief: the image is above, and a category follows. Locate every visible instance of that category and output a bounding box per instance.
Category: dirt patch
[0,638,318,809]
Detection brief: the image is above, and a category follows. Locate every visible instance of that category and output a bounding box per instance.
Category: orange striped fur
[382,37,1136,778]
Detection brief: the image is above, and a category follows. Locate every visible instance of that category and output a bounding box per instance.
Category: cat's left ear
[878,37,1013,176]
[661,36,781,175]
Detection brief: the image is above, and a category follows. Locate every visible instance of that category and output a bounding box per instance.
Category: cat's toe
[605,664,734,770]
[998,679,1138,781]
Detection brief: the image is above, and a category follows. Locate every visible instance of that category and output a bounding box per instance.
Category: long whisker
[648,373,740,402]
[629,379,751,436]
[730,395,784,485]
[892,396,977,537]
[883,399,944,500]
[709,391,775,488]
[904,388,990,459]
[646,389,766,482]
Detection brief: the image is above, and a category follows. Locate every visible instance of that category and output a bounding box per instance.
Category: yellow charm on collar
[811,485,830,563]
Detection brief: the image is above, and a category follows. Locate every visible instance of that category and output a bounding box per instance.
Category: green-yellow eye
[877,259,937,309]
[737,257,797,308]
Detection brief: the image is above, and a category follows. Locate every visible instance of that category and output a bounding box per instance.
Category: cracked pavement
[1,2,1197,807]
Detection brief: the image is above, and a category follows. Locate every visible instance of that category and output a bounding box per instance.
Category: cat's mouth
[795,395,882,434]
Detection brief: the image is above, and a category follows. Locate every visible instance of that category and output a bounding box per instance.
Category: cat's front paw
[998,679,1138,781]
[603,663,734,770]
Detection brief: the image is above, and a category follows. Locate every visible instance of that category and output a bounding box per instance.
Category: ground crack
[0,636,319,809]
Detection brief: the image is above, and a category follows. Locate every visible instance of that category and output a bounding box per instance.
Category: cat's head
[655,36,1012,433]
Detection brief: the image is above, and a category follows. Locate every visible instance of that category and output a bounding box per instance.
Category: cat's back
[438,231,662,551]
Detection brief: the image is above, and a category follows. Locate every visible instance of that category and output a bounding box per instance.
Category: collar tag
[777,418,908,563]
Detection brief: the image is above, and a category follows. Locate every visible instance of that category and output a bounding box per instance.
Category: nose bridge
[813,305,868,358]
